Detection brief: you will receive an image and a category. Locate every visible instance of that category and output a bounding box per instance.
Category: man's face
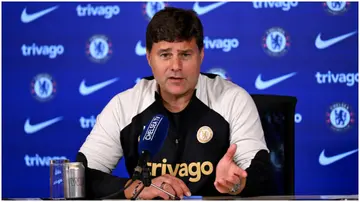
[146,38,204,97]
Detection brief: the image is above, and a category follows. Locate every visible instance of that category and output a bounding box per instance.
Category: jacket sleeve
[227,87,275,196]
[76,152,130,199]
[76,95,131,199]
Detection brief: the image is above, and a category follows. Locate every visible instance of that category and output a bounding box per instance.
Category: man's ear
[200,47,204,63]
[146,50,151,67]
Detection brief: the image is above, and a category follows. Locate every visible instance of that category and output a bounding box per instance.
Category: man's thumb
[224,144,237,160]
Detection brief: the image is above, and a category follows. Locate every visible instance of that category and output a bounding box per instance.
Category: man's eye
[160,53,171,58]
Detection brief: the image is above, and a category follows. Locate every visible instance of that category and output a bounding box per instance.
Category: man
[76,7,274,200]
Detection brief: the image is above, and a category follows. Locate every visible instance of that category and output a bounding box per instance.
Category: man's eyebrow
[178,49,194,53]
[157,48,194,54]
[157,48,172,54]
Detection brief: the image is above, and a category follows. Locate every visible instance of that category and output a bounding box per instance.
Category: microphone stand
[131,164,179,200]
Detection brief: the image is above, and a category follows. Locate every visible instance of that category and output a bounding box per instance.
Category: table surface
[199,195,359,200]
[3,195,359,200]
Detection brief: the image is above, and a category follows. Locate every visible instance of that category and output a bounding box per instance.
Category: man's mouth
[169,77,183,80]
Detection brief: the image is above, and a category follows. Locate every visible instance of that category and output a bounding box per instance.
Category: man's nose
[170,57,182,71]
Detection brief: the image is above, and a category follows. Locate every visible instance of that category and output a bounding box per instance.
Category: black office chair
[250,94,297,195]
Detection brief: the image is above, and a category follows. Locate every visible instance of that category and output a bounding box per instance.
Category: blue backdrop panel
[2,1,358,198]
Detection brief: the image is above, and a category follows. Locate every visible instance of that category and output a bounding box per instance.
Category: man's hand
[214,144,247,195]
[126,174,191,200]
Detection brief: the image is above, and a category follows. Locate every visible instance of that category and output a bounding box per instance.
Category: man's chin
[165,87,190,97]
[168,89,187,96]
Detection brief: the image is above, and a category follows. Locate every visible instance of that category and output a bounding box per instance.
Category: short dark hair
[146,7,204,52]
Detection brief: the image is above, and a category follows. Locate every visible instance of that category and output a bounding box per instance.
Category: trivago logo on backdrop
[315,71,358,87]
[76,4,120,19]
[21,43,64,59]
[203,37,239,52]
[252,1,299,11]
[24,154,68,167]
[80,115,97,129]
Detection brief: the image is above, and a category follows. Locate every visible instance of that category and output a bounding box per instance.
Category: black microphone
[132,114,169,182]
[97,115,169,200]
[131,115,180,200]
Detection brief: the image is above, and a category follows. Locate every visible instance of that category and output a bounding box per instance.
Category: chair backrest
[250,94,297,195]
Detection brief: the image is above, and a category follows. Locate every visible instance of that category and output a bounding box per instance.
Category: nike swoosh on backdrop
[255,72,297,90]
[315,31,357,49]
[135,41,146,56]
[24,116,63,134]
[319,149,358,166]
[79,78,119,96]
[21,6,59,23]
[193,2,227,15]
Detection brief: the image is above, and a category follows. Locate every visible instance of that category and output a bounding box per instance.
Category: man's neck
[160,88,195,113]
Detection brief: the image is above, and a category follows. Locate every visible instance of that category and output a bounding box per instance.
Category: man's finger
[162,175,187,198]
[229,163,247,178]
[159,176,182,197]
[217,178,233,189]
[233,166,247,178]
[224,144,237,160]
[155,188,171,200]
[173,177,191,197]
[214,181,229,193]
[163,183,177,199]
[226,174,240,185]
[168,181,185,199]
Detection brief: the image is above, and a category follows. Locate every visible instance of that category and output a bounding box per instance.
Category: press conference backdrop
[2,1,358,198]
